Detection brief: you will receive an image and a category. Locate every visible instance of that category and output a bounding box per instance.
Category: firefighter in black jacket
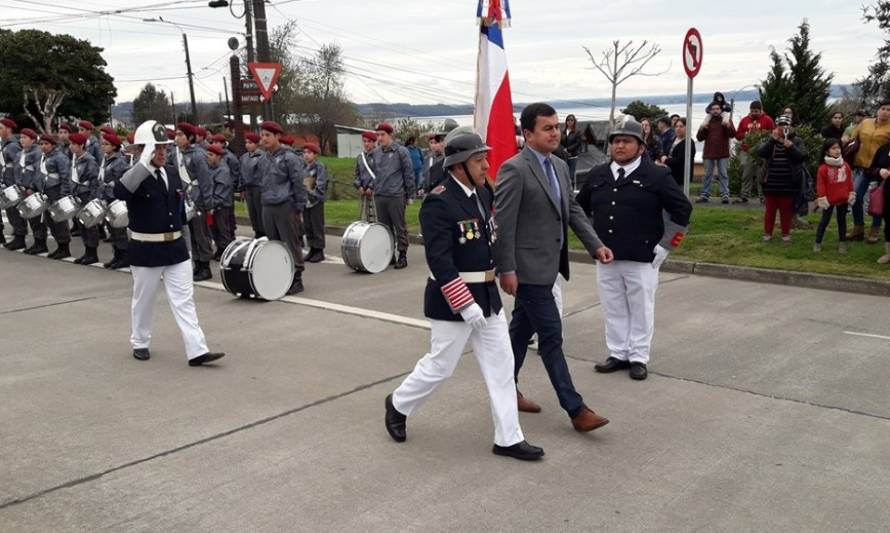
[384,130,544,461]
[114,120,224,367]
[577,118,692,380]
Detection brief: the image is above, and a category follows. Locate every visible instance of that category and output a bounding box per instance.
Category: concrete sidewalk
[1,237,889,532]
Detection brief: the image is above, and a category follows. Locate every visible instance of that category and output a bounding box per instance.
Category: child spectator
[814,139,855,253]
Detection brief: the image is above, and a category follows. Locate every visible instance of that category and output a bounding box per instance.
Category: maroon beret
[176,122,196,137]
[375,122,394,134]
[361,131,377,142]
[206,144,225,156]
[20,128,38,140]
[39,134,57,145]
[280,135,295,146]
[166,128,176,140]
[78,120,95,130]
[68,133,88,146]
[58,123,73,132]
[1,118,18,131]
[102,133,122,147]
[303,142,321,155]
[211,134,227,143]
[245,132,260,144]
[196,127,209,138]
[260,121,284,135]
[99,125,115,135]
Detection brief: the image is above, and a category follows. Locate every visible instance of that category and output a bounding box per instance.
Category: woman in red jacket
[814,139,855,253]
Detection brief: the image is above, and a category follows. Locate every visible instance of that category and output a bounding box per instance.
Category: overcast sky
[2,0,885,106]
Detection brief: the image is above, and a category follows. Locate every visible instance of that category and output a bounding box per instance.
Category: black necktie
[617,168,626,181]
[155,169,167,194]
[469,192,487,220]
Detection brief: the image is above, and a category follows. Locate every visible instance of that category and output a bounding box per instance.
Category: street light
[143,17,198,119]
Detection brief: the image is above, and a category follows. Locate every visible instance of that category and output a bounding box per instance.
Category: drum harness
[358,152,378,223]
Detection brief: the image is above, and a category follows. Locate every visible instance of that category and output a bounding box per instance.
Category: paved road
[1,228,889,532]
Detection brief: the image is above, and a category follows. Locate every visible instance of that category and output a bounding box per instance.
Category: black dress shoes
[492,440,544,461]
[133,348,150,361]
[188,352,226,366]
[629,362,648,380]
[384,394,407,442]
[394,253,407,269]
[594,357,631,373]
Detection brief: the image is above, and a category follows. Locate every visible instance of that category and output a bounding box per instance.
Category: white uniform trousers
[596,260,659,364]
[130,259,209,360]
[392,310,524,447]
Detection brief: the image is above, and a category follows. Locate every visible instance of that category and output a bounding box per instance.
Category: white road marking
[843,331,890,341]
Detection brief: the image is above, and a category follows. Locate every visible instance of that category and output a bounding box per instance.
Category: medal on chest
[457,219,480,244]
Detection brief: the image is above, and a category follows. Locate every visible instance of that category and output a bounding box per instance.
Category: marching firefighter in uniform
[384,130,544,461]
[240,132,265,238]
[68,133,101,265]
[99,132,131,269]
[114,120,224,367]
[302,142,327,263]
[259,120,307,295]
[1,118,23,249]
[577,119,693,380]
[35,134,72,259]
[171,122,214,281]
[15,129,43,254]
[206,144,236,259]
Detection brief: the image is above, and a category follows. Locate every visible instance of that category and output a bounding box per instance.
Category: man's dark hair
[670,114,680,120]
[656,116,671,127]
[708,101,723,111]
[406,136,416,146]
[520,102,557,132]
[878,100,890,109]
[750,100,763,110]
[675,117,687,126]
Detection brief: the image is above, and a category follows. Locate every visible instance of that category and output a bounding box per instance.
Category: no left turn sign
[683,28,703,78]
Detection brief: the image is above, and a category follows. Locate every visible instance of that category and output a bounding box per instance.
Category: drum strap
[360,152,376,181]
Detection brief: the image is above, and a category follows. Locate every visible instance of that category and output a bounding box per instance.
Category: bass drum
[341,221,393,274]
[220,238,295,301]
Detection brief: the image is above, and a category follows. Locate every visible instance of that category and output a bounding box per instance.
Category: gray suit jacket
[493,146,602,285]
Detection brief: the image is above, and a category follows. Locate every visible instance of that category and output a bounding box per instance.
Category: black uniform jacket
[577,158,692,263]
[113,163,189,268]
[421,177,502,321]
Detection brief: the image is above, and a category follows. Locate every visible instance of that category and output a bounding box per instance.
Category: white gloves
[459,303,487,331]
[816,196,830,210]
[848,192,857,205]
[652,244,670,270]
[139,144,156,170]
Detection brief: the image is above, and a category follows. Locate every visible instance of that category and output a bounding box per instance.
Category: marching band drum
[104,199,129,229]
[48,195,82,222]
[17,192,48,219]
[78,198,107,228]
[0,184,24,209]
[219,237,295,301]
[341,195,394,274]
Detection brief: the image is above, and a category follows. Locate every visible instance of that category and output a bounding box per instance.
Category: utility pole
[223,76,231,118]
[183,32,198,120]
[230,54,245,156]
[170,91,176,125]
[244,0,257,129]
[252,0,275,121]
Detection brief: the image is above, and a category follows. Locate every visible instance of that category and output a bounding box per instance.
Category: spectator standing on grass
[696,101,736,204]
[734,101,775,204]
[405,136,424,197]
[640,118,664,163]
[656,116,675,158]
[814,139,855,253]
[665,118,696,188]
[822,112,845,141]
[560,114,583,185]
[847,102,890,243]
[758,115,807,244]
[865,140,890,264]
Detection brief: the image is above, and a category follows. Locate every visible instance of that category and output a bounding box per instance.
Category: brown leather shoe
[517,391,542,413]
[571,407,609,432]
[867,226,882,244]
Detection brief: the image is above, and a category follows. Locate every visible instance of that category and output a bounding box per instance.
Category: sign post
[682,28,703,198]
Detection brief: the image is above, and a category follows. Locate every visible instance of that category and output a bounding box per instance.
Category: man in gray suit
[493,102,614,433]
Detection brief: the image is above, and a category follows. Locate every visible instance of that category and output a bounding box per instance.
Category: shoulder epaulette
[430,184,446,195]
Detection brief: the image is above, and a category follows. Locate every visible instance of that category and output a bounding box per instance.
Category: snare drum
[16,192,48,219]
[78,199,107,228]
[341,221,394,274]
[220,238,295,301]
[48,195,82,222]
[104,199,129,229]
[0,185,25,209]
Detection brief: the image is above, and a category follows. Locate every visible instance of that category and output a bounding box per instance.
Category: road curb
[235,216,890,297]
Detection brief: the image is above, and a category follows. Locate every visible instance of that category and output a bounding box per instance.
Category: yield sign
[248,62,282,100]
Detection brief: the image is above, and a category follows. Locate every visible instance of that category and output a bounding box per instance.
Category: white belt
[430,270,495,283]
[129,230,182,242]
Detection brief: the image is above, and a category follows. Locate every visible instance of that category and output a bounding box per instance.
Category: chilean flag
[473,0,516,180]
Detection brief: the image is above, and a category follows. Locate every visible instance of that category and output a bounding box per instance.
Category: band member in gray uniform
[15,129,43,254]
[57,123,73,161]
[68,133,101,265]
[35,134,72,259]
[371,122,415,269]
[171,122,214,282]
[114,120,225,367]
[353,130,377,197]
[385,130,544,461]
[99,132,131,269]
[302,142,327,263]
[210,133,240,236]
[240,132,265,238]
[259,120,307,295]
[206,144,235,258]
[77,121,103,167]
[1,118,23,248]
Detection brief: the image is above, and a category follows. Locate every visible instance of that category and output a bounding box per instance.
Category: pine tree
[758,48,791,119]
[785,20,833,126]
[132,83,172,125]
[856,1,890,108]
